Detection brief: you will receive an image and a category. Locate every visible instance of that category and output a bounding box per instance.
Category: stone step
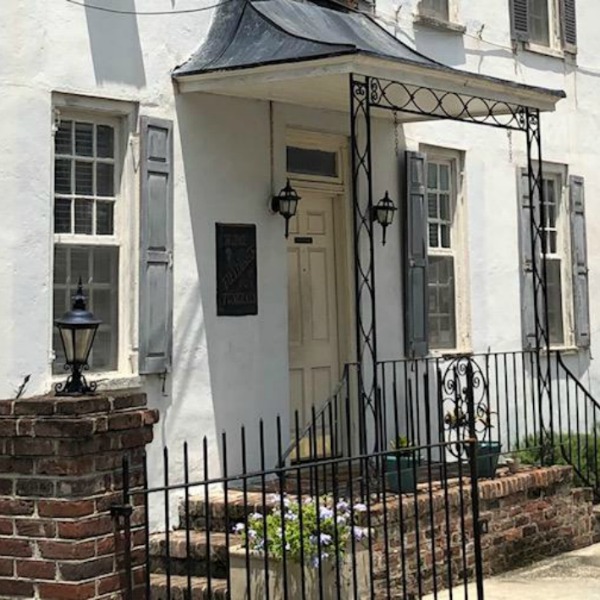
[150,573,228,600]
[149,530,229,578]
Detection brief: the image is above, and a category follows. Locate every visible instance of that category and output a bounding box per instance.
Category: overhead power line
[65,0,234,16]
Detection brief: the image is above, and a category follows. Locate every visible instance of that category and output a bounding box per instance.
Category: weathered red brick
[15,518,57,538]
[37,456,94,477]
[0,538,33,557]
[57,515,114,540]
[0,456,33,474]
[111,393,146,411]
[0,557,13,576]
[15,478,54,497]
[34,419,95,438]
[108,412,142,431]
[11,438,55,456]
[16,558,56,579]
[97,572,122,594]
[0,498,34,516]
[59,556,113,581]
[54,397,110,415]
[38,499,95,518]
[38,540,95,560]
[38,581,96,600]
[0,578,34,597]
[13,400,55,416]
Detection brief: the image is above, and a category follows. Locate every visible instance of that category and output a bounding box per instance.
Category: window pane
[96,202,114,235]
[421,0,449,20]
[75,161,93,195]
[440,194,450,221]
[94,247,116,283]
[546,259,564,345]
[54,247,67,283]
[55,159,72,194]
[530,0,550,46]
[55,121,72,155]
[52,245,119,373]
[96,163,114,197]
[70,247,90,283]
[439,165,450,191]
[97,125,114,158]
[75,122,94,157]
[54,199,72,234]
[441,224,451,248]
[74,199,93,234]
[427,163,437,189]
[429,224,439,247]
[428,193,438,218]
[286,147,337,178]
[428,255,456,349]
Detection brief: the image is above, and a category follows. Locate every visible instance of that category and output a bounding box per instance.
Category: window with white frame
[52,115,120,373]
[540,172,571,346]
[510,0,578,52]
[425,152,470,352]
[420,0,449,21]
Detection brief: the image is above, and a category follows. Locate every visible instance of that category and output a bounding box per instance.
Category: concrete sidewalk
[425,543,600,599]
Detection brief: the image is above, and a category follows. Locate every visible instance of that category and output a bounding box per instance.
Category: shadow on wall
[413,23,466,68]
[83,0,146,87]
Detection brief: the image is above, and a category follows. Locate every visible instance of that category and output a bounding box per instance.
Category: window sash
[421,0,449,20]
[52,113,121,373]
[529,0,551,46]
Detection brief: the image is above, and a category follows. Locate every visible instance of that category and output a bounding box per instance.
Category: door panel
[288,192,340,437]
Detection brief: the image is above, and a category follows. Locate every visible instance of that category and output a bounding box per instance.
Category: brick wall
[371,466,593,597]
[0,392,158,600]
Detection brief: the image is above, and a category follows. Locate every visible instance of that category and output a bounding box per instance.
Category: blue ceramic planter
[385,454,416,493]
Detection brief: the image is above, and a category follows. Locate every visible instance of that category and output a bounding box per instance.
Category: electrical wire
[65,0,235,16]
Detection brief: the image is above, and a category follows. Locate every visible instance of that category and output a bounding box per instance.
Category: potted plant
[444,406,502,479]
[230,495,370,599]
[385,436,418,493]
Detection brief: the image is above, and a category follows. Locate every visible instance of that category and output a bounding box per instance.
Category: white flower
[233,522,245,534]
[353,503,367,513]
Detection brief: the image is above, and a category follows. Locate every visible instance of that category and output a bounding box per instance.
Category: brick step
[149,530,229,578]
[150,573,228,600]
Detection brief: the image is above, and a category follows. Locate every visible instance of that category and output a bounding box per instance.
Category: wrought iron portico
[349,73,553,459]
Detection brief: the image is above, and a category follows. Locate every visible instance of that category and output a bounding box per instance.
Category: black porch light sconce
[54,278,102,396]
[271,179,301,238]
[372,191,397,246]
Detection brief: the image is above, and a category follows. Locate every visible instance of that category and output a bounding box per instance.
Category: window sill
[521,42,577,61]
[51,372,143,393]
[414,14,466,35]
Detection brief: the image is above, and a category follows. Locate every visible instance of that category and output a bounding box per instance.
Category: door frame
[285,128,356,396]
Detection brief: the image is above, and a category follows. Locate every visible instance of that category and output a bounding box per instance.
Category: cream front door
[288,190,341,440]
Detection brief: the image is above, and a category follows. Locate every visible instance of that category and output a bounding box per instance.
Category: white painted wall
[1,0,600,507]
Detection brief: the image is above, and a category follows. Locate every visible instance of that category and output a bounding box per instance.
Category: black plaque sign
[216,223,258,316]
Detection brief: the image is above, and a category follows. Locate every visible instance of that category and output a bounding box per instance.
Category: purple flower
[320,533,332,546]
[353,526,367,541]
[319,506,334,520]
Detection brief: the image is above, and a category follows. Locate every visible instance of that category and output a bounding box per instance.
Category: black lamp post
[372,191,397,246]
[272,179,301,238]
[54,279,101,396]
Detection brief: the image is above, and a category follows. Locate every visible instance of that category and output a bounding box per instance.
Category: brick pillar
[0,391,158,599]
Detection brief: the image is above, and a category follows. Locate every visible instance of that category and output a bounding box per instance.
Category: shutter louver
[139,117,174,374]
[518,170,537,350]
[510,0,530,42]
[569,175,590,349]
[560,0,578,52]
[404,151,429,358]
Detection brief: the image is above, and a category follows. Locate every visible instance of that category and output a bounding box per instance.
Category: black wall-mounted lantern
[272,179,301,238]
[54,279,101,396]
[372,191,397,246]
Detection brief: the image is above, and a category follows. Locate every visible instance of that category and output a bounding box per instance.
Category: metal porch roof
[173,0,565,115]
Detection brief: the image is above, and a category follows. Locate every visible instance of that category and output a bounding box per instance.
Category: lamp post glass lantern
[272,179,301,238]
[54,278,102,396]
[373,191,397,245]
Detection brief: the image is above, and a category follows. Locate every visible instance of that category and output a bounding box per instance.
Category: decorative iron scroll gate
[349,73,553,462]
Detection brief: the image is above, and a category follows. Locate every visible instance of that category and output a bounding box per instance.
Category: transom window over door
[53,115,120,373]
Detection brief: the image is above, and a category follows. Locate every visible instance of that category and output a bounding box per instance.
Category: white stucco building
[0,0,595,483]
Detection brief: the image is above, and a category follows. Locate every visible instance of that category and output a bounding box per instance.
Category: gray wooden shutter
[570,175,590,349]
[139,117,174,374]
[510,0,530,42]
[559,0,578,52]
[518,170,537,350]
[404,151,429,358]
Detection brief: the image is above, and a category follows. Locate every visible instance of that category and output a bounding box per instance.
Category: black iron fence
[281,350,600,497]
[112,348,600,599]
[116,433,485,600]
